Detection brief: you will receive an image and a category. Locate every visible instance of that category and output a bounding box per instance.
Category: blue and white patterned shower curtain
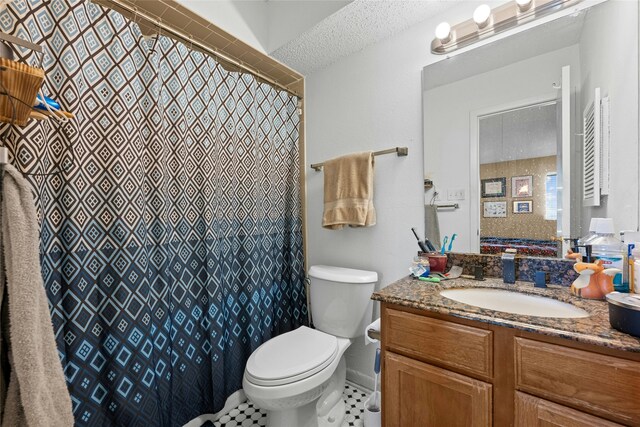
[1,0,307,425]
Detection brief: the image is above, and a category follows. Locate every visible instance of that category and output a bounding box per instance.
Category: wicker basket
[0,57,45,126]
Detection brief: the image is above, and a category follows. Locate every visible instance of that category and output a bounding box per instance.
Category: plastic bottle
[633,248,640,293]
[574,218,601,260]
[578,218,601,246]
[590,218,628,292]
[410,255,430,278]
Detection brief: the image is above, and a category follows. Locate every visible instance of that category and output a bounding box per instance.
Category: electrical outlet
[448,189,465,200]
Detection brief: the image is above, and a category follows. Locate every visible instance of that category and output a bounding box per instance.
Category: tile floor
[209,382,369,427]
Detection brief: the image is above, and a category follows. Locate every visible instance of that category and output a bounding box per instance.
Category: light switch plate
[448,189,465,200]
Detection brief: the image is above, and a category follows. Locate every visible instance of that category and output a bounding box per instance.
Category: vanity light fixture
[473,4,492,28]
[434,22,452,43]
[431,0,583,55]
[516,0,533,12]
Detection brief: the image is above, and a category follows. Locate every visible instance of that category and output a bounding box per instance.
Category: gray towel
[424,204,441,250]
[0,164,74,426]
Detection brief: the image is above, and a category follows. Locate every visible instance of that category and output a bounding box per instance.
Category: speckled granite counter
[372,276,640,353]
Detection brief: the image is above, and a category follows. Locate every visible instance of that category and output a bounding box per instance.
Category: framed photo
[483,201,507,218]
[481,177,506,198]
[513,200,533,214]
[512,175,533,197]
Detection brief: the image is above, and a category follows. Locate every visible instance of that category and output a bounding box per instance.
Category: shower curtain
[1,0,307,425]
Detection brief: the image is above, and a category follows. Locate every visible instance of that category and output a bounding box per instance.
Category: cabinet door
[515,392,623,427]
[384,351,492,427]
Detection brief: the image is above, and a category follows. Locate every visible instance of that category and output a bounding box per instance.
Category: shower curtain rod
[310,146,409,171]
[98,0,299,97]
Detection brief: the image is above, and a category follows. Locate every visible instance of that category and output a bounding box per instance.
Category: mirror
[423,0,639,257]
[479,101,560,256]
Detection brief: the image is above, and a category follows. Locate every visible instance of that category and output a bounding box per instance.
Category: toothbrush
[441,236,449,255]
[424,237,437,252]
[447,233,457,252]
[411,228,430,253]
[372,347,381,410]
[34,94,61,111]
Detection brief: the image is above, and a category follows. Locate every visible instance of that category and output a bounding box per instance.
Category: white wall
[578,0,639,234]
[177,0,269,52]
[423,46,580,253]
[176,0,352,54]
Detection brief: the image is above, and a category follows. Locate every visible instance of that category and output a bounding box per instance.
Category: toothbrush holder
[427,254,448,273]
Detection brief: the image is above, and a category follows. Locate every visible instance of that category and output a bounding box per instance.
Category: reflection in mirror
[479,102,560,257]
[422,0,639,258]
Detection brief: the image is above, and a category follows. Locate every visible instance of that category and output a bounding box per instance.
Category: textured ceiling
[271,0,461,75]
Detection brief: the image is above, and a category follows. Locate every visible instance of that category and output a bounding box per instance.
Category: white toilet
[242,265,377,427]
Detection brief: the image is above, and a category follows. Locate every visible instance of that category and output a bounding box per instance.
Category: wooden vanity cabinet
[385,351,492,427]
[381,303,640,427]
[514,392,623,427]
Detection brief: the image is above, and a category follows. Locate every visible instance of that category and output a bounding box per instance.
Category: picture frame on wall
[483,201,507,218]
[481,177,506,198]
[512,175,533,197]
[513,200,533,214]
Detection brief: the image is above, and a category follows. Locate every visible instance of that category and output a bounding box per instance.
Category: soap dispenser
[501,249,517,284]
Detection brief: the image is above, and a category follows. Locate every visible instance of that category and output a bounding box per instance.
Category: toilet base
[262,357,348,427]
[318,398,345,427]
[267,399,320,427]
[264,394,347,427]
[317,357,347,427]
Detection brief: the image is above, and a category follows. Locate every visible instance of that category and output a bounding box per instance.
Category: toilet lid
[245,326,338,386]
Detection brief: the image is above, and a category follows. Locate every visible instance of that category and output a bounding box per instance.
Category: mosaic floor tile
[212,382,369,427]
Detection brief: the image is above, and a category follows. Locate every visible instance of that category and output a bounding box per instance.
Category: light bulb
[435,22,451,42]
[473,4,491,27]
[516,0,532,11]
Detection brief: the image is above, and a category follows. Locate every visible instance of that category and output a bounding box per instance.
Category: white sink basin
[440,288,589,318]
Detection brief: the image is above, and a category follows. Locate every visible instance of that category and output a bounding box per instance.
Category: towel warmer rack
[310,146,408,171]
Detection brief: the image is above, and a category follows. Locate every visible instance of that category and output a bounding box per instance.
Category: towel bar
[436,203,459,210]
[310,146,408,171]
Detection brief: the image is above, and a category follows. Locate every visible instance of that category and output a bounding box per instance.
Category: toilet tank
[308,265,378,338]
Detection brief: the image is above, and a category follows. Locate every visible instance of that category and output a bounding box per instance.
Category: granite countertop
[372,275,640,353]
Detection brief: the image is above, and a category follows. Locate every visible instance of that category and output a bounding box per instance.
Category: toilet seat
[245,326,338,386]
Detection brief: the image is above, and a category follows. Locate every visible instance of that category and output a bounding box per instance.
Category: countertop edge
[372,279,640,354]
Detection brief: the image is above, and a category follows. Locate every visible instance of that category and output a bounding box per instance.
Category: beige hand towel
[322,152,376,230]
[0,164,74,427]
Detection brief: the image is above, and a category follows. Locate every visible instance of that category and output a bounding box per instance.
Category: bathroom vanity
[402,1,640,423]
[372,277,640,427]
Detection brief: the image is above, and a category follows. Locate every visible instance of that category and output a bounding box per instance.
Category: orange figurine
[571,259,621,299]
[565,249,583,262]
